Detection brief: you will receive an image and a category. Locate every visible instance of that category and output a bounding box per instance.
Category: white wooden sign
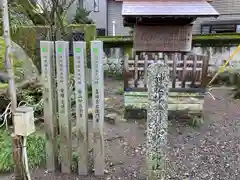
[91,40,105,176]
[55,41,71,173]
[73,41,89,175]
[40,41,58,171]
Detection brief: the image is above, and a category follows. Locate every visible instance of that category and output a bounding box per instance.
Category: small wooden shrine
[122,0,219,118]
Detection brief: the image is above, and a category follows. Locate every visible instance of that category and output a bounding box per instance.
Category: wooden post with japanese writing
[55,41,72,174]
[40,41,58,171]
[147,63,169,180]
[73,41,89,175]
[91,41,105,176]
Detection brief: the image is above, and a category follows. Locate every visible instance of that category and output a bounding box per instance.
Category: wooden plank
[124,54,129,90]
[124,96,204,111]
[127,80,202,89]
[125,87,206,93]
[172,54,177,88]
[163,54,168,64]
[91,41,105,176]
[128,60,203,64]
[191,55,197,87]
[55,41,72,174]
[152,53,155,61]
[201,54,210,87]
[125,91,205,97]
[125,96,204,104]
[154,55,158,63]
[134,25,192,52]
[198,56,203,81]
[128,67,202,71]
[181,55,187,88]
[134,55,139,88]
[40,41,58,171]
[168,104,203,111]
[144,55,148,88]
[73,42,89,175]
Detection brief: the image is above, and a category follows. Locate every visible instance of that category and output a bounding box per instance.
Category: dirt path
[3,80,240,180]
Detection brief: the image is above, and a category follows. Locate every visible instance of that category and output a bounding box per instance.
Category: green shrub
[0,38,22,67]
[0,129,45,172]
[0,37,24,81]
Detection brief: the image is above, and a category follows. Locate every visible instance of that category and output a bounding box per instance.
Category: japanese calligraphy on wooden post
[134,25,192,52]
[55,41,72,174]
[40,41,58,171]
[91,41,105,176]
[147,63,169,180]
[73,41,89,175]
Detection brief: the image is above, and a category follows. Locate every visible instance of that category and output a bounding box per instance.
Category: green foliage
[72,151,78,172]
[8,24,96,72]
[0,37,24,81]
[210,69,240,99]
[116,87,124,95]
[0,83,8,89]
[0,1,34,34]
[72,8,94,24]
[69,24,96,68]
[129,28,133,36]
[0,129,45,172]
[231,71,240,99]
[210,71,234,86]
[97,33,240,47]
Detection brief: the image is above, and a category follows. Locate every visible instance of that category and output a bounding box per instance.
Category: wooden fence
[124,52,209,91]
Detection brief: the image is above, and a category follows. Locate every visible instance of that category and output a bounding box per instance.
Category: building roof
[122,0,219,17]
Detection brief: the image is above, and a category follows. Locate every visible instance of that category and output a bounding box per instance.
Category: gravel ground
[3,79,240,180]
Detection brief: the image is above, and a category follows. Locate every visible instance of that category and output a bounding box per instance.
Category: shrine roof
[122,0,219,17]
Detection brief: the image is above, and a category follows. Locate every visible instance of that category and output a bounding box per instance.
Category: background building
[68,0,240,35]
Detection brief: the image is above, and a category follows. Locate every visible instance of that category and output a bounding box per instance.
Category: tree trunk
[2,0,23,179]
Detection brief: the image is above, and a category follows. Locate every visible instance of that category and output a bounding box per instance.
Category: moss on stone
[124,46,133,58]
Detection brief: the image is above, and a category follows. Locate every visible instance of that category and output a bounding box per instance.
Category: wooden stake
[73,41,89,175]
[91,41,105,176]
[40,41,58,171]
[56,41,72,174]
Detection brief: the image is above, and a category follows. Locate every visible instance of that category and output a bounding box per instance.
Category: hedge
[97,33,240,47]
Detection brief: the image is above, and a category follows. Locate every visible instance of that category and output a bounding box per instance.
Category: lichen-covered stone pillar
[147,63,169,180]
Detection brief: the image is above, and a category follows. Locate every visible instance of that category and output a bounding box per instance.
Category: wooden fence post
[147,63,169,180]
[40,41,58,171]
[55,41,72,174]
[73,41,89,175]
[91,41,105,176]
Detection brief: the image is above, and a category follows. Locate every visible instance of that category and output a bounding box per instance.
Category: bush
[0,37,27,82]
[210,69,240,99]
[0,38,23,70]
[0,129,45,172]
[72,8,94,24]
